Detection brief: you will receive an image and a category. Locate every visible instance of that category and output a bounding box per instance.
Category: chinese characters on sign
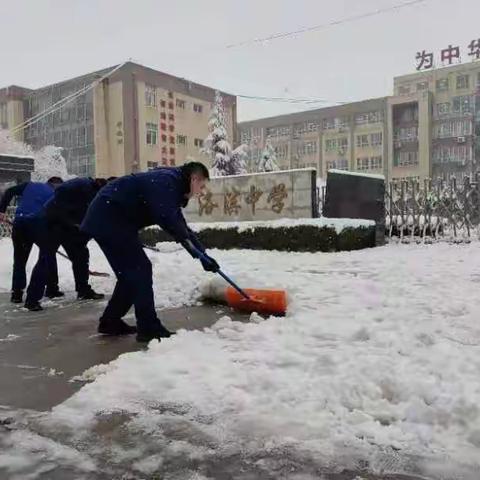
[416,39,480,71]
[267,183,288,214]
[224,187,242,216]
[196,184,289,217]
[198,190,218,216]
[245,185,264,215]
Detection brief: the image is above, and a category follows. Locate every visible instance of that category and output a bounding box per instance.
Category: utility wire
[237,94,347,105]
[10,62,127,134]
[226,0,428,49]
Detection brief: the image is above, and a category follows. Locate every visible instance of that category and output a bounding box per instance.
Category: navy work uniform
[0,182,60,303]
[81,166,214,340]
[24,178,105,310]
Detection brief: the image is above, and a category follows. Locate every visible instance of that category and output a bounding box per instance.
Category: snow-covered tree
[202,91,248,176]
[0,128,70,181]
[230,144,249,175]
[258,137,280,172]
[32,145,69,181]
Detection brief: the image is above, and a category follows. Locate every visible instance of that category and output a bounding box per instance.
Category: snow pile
[152,217,374,235]
[328,169,385,181]
[2,240,480,473]
[0,128,70,182]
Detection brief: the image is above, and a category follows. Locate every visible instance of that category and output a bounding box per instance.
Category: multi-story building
[393,62,480,181]
[239,60,480,182]
[239,97,388,179]
[0,62,237,177]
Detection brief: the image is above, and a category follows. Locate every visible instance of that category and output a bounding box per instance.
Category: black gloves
[200,254,220,273]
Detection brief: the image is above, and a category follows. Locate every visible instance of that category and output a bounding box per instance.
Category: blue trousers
[82,197,162,334]
[25,219,90,305]
[11,219,58,293]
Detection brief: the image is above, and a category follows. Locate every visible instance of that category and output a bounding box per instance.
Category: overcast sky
[1,0,479,122]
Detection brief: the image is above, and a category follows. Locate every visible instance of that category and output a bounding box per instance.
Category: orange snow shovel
[196,249,287,316]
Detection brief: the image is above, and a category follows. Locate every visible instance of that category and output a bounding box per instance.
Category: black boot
[98,319,137,336]
[77,287,105,301]
[24,301,43,312]
[45,288,65,299]
[136,323,174,343]
[10,290,23,304]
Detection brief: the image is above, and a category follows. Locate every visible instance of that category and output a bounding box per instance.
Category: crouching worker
[0,177,64,304]
[80,162,219,342]
[24,177,107,311]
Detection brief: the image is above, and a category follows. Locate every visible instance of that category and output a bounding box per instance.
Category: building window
[326,159,348,171]
[325,139,337,152]
[370,156,382,170]
[176,99,185,109]
[160,112,166,120]
[160,123,167,131]
[168,91,174,99]
[433,145,472,164]
[266,125,291,137]
[169,136,175,144]
[168,114,175,121]
[394,126,418,142]
[355,113,369,125]
[356,134,369,148]
[168,102,174,109]
[417,81,428,91]
[394,151,418,167]
[145,84,156,107]
[436,78,449,91]
[77,126,86,146]
[146,122,158,145]
[452,95,473,113]
[160,100,166,108]
[168,124,174,132]
[307,121,319,132]
[194,138,204,147]
[436,102,451,116]
[357,157,369,171]
[170,158,175,166]
[147,161,158,170]
[161,134,167,142]
[399,85,411,95]
[456,74,470,90]
[370,132,383,146]
[193,103,203,113]
[170,147,175,155]
[434,119,472,138]
[162,146,167,154]
[176,134,187,146]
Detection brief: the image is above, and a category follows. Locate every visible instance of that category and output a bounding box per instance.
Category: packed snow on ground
[1,238,480,478]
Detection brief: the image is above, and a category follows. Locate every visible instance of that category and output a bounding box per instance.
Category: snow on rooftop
[328,169,385,181]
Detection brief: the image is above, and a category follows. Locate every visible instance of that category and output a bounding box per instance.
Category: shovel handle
[216,269,251,301]
[190,246,251,301]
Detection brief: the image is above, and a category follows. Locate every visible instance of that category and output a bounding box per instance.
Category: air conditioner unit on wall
[457,136,466,143]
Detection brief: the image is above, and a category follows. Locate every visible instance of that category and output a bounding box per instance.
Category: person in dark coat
[0,177,64,304]
[81,162,219,342]
[23,177,107,311]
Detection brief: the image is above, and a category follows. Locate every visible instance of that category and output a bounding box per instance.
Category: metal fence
[386,176,480,242]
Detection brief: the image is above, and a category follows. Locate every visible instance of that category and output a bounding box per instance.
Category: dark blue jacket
[0,182,54,221]
[81,168,196,244]
[43,177,100,229]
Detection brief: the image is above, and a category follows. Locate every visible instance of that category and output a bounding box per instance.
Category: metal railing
[386,175,480,242]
